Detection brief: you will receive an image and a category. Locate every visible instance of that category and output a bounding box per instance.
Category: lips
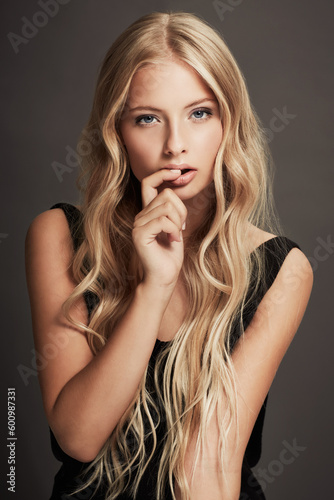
[163,168,197,186]
[161,164,196,174]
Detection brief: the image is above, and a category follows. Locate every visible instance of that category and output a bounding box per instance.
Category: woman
[25,11,313,500]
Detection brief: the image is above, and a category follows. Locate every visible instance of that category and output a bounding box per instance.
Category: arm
[175,247,314,499]
[25,209,174,463]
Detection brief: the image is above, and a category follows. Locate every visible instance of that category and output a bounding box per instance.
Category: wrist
[136,280,174,306]
[139,277,177,293]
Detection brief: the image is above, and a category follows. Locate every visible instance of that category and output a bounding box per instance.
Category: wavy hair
[61,11,285,500]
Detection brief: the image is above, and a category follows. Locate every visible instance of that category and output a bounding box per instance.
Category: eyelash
[135,108,213,126]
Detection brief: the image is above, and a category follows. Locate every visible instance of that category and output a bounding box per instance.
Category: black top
[48,202,301,500]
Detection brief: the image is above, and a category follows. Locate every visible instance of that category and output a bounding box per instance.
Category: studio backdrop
[1,1,333,499]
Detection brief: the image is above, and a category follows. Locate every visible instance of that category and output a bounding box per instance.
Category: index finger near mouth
[141,169,181,208]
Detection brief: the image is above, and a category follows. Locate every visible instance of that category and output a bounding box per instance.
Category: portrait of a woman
[24,11,314,500]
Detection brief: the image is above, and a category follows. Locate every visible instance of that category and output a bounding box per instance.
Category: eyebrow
[127,98,217,113]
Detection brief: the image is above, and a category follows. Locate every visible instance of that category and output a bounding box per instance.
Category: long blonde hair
[62,11,284,500]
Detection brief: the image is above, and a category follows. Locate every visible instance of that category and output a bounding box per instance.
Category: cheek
[123,134,157,180]
[198,124,223,159]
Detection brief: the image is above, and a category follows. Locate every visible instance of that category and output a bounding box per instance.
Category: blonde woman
[25,11,313,500]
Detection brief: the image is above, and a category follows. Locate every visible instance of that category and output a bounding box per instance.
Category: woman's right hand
[132,168,187,289]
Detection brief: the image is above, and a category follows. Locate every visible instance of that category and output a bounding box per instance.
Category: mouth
[161,165,196,175]
[162,167,197,187]
[161,164,196,171]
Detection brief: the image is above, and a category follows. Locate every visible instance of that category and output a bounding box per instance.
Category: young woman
[25,11,313,500]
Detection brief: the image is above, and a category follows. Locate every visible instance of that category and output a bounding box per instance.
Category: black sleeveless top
[48,202,301,500]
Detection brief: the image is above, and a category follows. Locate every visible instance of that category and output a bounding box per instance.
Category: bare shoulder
[275,243,314,293]
[26,207,70,236]
[25,208,73,256]
[247,223,313,283]
[25,207,77,294]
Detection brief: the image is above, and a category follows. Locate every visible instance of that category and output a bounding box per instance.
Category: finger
[148,216,183,243]
[137,179,188,229]
[134,201,184,233]
[141,169,181,208]
[133,216,183,245]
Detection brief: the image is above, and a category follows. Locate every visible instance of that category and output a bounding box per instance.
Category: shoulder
[273,244,314,294]
[247,223,313,283]
[25,208,73,261]
[26,207,71,238]
[25,208,80,319]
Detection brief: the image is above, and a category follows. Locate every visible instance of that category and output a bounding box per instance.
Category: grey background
[1,0,333,498]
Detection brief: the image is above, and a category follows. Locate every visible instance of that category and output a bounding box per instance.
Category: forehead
[126,59,216,107]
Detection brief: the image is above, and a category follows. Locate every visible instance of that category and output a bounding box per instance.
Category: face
[119,58,223,208]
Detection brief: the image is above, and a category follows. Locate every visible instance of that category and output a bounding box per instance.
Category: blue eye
[136,115,157,125]
[191,109,212,120]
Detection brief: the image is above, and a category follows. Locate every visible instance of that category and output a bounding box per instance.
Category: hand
[132,169,187,289]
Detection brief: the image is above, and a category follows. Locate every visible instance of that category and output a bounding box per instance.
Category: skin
[119,58,223,242]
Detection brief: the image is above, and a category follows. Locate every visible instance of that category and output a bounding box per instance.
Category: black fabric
[48,202,301,500]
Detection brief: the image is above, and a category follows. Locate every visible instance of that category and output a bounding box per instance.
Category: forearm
[50,282,172,462]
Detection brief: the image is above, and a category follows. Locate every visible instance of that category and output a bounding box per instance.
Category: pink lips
[164,168,197,186]
[160,164,197,187]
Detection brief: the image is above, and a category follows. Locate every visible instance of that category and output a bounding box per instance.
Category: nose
[163,121,187,157]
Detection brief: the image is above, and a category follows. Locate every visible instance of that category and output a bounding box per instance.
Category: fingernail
[182,221,186,230]
[179,230,183,241]
[170,169,181,173]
